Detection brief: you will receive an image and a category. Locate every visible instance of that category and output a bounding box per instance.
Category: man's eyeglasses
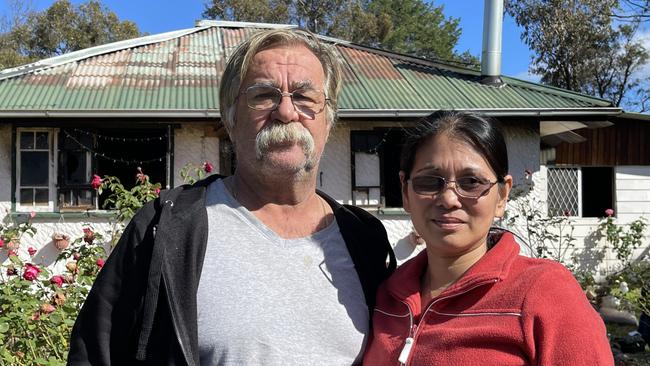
[239,85,329,119]
[408,175,502,199]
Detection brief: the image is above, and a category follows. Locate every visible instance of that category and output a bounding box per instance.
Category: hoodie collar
[386,232,520,305]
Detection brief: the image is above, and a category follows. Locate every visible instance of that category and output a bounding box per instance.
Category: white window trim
[15,128,58,212]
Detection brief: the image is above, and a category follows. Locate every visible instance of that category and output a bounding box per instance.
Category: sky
[0,0,538,80]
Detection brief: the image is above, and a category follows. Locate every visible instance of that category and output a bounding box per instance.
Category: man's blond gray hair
[219,28,343,137]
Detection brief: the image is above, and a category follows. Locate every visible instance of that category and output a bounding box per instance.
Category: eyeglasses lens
[245,86,325,116]
[410,176,491,198]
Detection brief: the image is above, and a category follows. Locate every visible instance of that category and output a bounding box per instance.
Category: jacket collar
[386,231,520,307]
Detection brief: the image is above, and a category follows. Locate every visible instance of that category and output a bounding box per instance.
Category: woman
[363,112,613,365]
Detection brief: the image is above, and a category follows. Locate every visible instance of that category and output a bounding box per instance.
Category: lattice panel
[547,167,580,216]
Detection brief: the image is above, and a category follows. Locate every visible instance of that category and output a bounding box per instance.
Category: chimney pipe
[481,0,504,86]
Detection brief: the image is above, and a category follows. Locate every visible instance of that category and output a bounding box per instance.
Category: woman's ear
[495,174,513,218]
[399,171,411,213]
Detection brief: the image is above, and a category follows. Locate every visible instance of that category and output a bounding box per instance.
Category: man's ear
[399,171,411,213]
[495,174,513,218]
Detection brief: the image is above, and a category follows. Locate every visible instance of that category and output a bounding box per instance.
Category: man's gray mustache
[255,122,315,161]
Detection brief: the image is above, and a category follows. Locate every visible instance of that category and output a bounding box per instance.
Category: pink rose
[135,167,148,184]
[7,249,17,257]
[83,228,95,244]
[40,303,56,314]
[28,247,37,256]
[155,188,161,196]
[96,258,105,268]
[91,174,102,190]
[29,211,36,219]
[23,263,42,281]
[605,208,614,217]
[73,252,81,260]
[0,238,4,248]
[50,275,64,288]
[203,161,213,173]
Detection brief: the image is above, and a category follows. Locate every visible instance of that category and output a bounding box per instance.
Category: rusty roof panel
[0,23,614,113]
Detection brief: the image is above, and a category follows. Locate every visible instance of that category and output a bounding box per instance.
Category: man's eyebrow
[291,80,316,90]
[248,80,279,88]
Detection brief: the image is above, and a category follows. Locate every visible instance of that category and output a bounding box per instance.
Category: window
[547,166,614,217]
[16,129,56,211]
[350,129,404,208]
[58,129,93,210]
[16,127,169,212]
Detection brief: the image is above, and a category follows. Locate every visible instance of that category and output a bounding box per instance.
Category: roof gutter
[0,107,623,120]
[337,107,623,118]
[0,109,221,119]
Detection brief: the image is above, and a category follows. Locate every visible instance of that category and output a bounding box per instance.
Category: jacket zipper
[397,278,499,365]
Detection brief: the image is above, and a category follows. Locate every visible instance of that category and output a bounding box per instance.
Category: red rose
[0,238,4,248]
[203,161,213,173]
[23,263,42,281]
[96,258,105,268]
[50,275,64,288]
[6,266,17,276]
[91,174,102,190]
[28,247,37,256]
[605,208,614,217]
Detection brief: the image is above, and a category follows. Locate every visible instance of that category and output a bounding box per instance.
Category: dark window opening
[58,129,94,209]
[58,128,168,210]
[350,129,406,208]
[581,167,614,218]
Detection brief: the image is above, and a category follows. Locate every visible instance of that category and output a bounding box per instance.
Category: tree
[202,0,478,67]
[0,0,141,69]
[506,0,649,109]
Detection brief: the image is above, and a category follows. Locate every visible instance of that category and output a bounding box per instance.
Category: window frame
[546,165,615,218]
[15,128,58,212]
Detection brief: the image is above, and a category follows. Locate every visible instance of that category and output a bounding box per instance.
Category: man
[68,28,395,365]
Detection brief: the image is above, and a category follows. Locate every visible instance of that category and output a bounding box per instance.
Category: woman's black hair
[400,111,509,181]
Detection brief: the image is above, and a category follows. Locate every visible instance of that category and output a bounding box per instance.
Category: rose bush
[0,228,107,365]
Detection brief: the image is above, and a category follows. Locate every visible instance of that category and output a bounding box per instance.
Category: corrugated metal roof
[0,20,618,117]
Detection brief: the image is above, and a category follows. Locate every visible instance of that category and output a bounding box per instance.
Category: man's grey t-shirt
[197,179,369,365]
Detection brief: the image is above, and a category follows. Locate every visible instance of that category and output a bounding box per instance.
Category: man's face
[232,44,330,177]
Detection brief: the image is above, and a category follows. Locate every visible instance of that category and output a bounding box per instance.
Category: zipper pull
[398,337,414,364]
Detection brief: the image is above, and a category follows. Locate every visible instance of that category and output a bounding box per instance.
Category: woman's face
[400,134,512,258]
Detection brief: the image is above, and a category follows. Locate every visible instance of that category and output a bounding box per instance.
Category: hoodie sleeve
[521,263,613,366]
[67,202,157,365]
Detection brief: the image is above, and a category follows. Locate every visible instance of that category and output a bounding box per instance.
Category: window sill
[10,210,118,220]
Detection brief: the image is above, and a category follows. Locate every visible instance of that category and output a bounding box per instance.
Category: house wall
[318,119,541,265]
[533,165,650,276]
[0,124,11,215]
[1,122,220,270]
[173,123,220,186]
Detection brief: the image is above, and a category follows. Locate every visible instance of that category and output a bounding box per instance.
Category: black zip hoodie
[67,175,396,365]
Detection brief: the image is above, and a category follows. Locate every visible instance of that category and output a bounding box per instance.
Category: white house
[0,21,647,272]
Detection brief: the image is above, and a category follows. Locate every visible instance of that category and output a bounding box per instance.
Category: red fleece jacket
[363,232,613,366]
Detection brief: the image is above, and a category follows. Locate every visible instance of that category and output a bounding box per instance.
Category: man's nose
[273,94,299,123]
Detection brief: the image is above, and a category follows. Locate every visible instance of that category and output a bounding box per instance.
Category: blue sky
[0,0,537,80]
